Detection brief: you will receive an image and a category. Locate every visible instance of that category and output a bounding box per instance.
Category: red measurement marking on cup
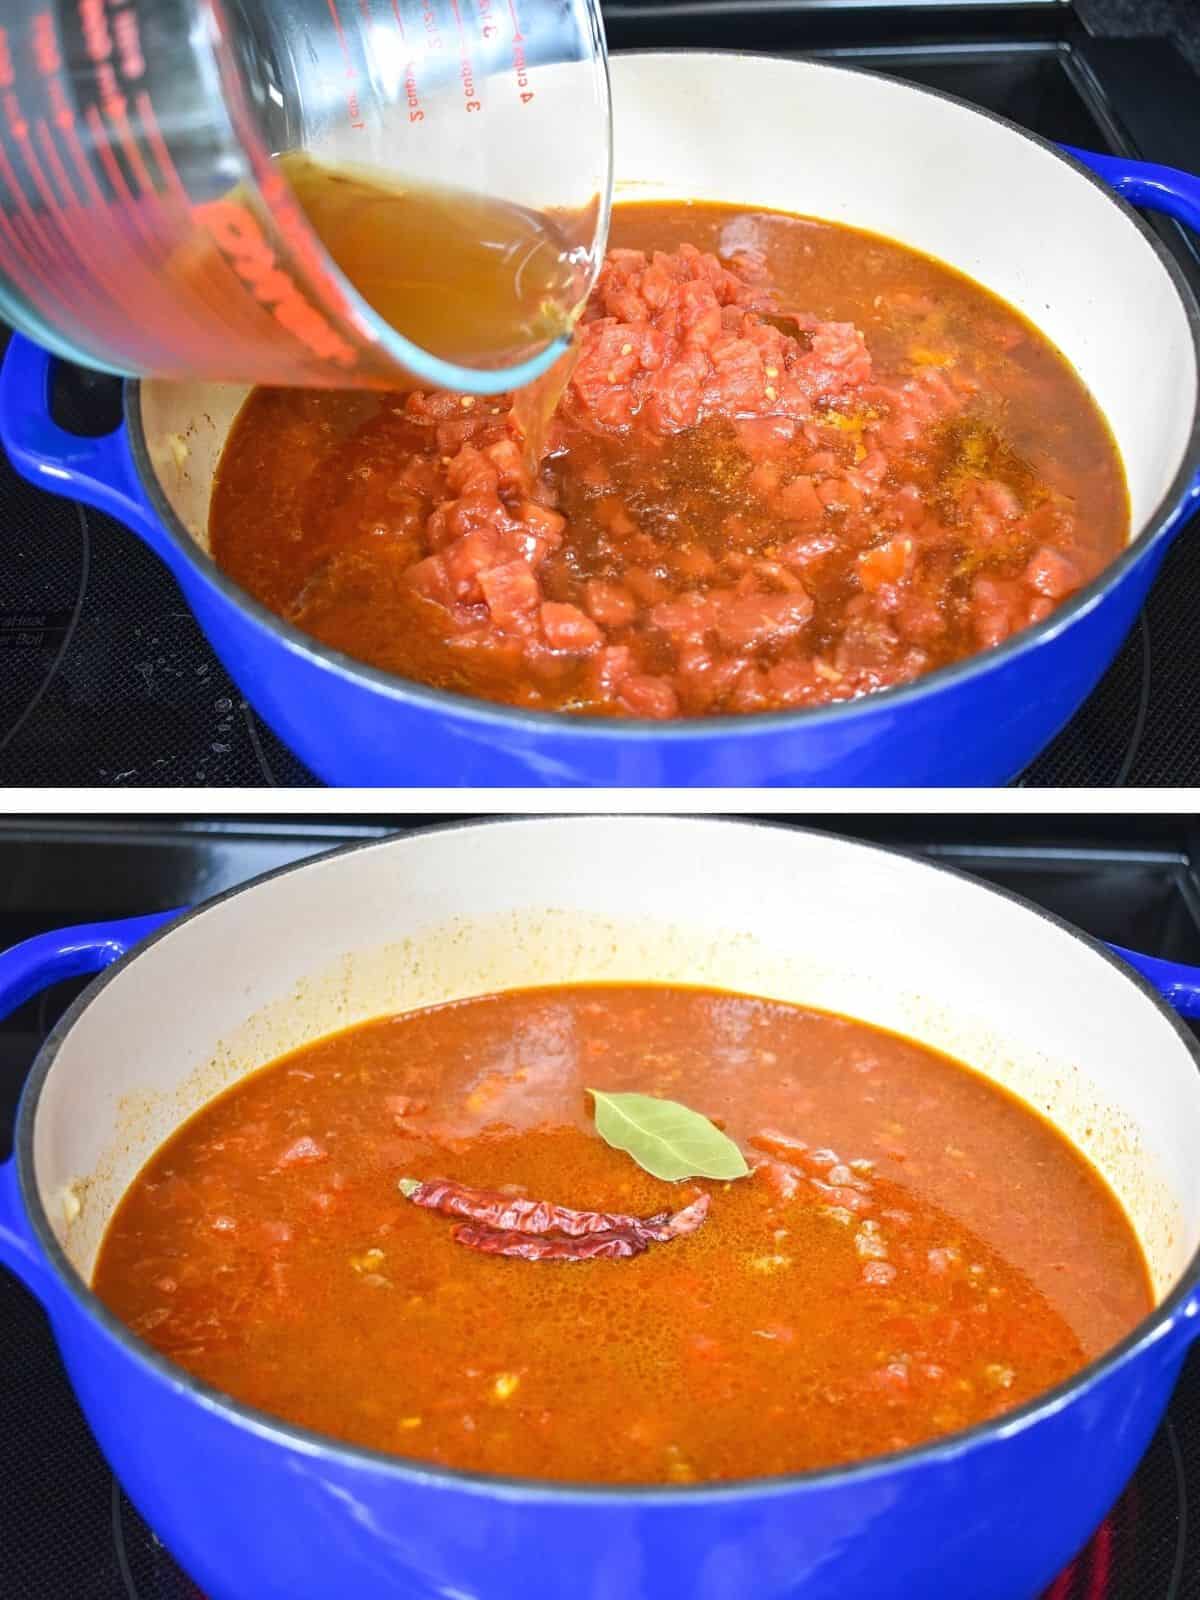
[0,205,53,311]
[76,100,225,363]
[475,0,497,42]
[102,85,158,198]
[0,117,59,262]
[31,10,59,73]
[126,92,269,352]
[34,115,147,343]
[447,0,481,111]
[112,5,146,79]
[77,0,111,62]
[3,100,118,335]
[134,90,189,208]
[0,28,50,263]
[507,0,532,102]
[420,1,443,51]
[86,73,278,364]
[255,162,363,329]
[380,0,423,122]
[10,116,120,339]
[35,121,78,210]
[0,127,73,326]
[193,195,359,368]
[325,0,365,128]
[0,194,75,335]
[55,99,193,348]
[84,101,153,237]
[325,0,354,73]
[81,98,177,298]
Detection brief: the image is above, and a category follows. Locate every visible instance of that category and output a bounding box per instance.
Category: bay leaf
[588,1089,750,1183]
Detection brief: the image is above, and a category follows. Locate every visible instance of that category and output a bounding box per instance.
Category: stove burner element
[113,1482,203,1600]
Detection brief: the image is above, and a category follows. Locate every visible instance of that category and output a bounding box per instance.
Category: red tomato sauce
[92,985,1151,1484]
[209,203,1128,718]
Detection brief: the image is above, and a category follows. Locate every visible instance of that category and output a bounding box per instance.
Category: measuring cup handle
[0,336,171,558]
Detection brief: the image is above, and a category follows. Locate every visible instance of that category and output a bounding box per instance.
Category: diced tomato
[445,444,500,498]
[650,593,711,644]
[624,567,670,606]
[748,461,782,498]
[478,560,540,628]
[585,580,638,628]
[857,536,915,593]
[750,1129,809,1160]
[736,416,797,458]
[970,576,1026,649]
[862,1261,897,1286]
[442,528,504,601]
[483,437,532,496]
[751,1155,801,1201]
[776,475,823,522]
[1024,546,1081,600]
[673,545,719,582]
[617,674,679,719]
[712,591,814,652]
[589,645,635,699]
[384,1094,427,1118]
[647,349,707,433]
[541,602,603,653]
[810,1180,872,1213]
[406,554,452,607]
[276,1135,327,1168]
[516,501,567,548]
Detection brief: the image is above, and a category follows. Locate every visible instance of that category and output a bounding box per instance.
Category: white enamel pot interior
[21,817,1200,1372]
[129,54,1200,691]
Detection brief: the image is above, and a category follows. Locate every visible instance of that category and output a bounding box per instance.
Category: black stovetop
[1,5,1199,786]
[2,814,1200,1597]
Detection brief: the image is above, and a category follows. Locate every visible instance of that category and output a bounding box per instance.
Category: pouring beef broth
[93,985,1150,1485]
[208,201,1128,719]
[279,154,584,370]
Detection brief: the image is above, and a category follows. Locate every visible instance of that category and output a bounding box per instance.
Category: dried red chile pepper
[398,1177,710,1262]
[451,1224,652,1261]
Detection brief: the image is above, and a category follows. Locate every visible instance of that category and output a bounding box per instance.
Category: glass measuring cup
[0,0,611,392]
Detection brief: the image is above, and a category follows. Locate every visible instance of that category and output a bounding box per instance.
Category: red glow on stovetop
[1044,1514,1115,1600]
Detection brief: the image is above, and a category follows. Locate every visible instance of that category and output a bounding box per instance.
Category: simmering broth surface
[93,985,1151,1484]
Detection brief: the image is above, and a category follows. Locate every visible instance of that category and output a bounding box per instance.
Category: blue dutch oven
[1,816,1199,1599]
[2,55,1200,785]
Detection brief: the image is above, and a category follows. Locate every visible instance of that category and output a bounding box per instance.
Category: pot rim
[16,815,1200,1504]
[123,49,1200,747]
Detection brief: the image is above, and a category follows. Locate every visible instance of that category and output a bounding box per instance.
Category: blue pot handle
[1064,146,1200,507]
[0,334,172,557]
[1063,147,1200,237]
[0,910,179,1300]
[1108,942,1200,1019]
